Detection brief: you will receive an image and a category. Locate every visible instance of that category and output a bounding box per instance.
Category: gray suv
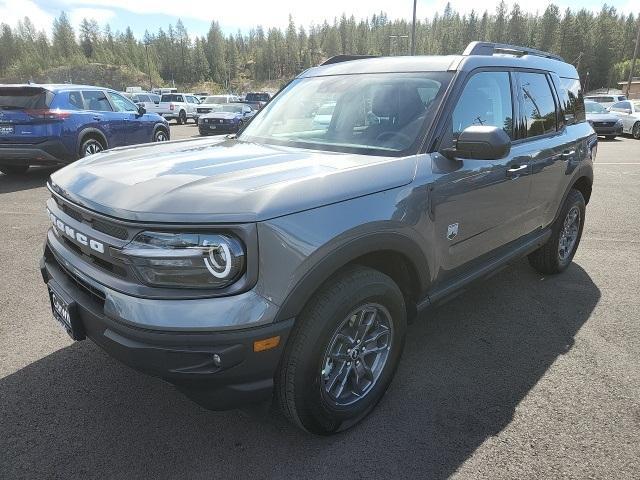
[40,42,596,434]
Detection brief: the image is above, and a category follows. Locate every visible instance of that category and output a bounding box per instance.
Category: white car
[584,94,627,109]
[196,95,240,116]
[609,100,640,139]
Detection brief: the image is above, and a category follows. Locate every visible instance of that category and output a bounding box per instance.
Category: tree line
[0,2,638,92]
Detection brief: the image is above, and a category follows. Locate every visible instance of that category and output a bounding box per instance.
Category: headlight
[117,231,245,289]
[615,119,623,126]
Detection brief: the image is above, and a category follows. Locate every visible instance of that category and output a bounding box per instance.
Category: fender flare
[77,128,108,156]
[273,231,431,323]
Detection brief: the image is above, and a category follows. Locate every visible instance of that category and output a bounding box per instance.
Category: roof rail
[320,55,378,66]
[463,41,564,62]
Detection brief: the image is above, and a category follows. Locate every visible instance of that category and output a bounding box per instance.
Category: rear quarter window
[518,72,557,137]
[558,78,586,125]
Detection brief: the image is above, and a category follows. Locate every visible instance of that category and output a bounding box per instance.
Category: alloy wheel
[558,205,580,262]
[84,140,103,156]
[633,123,640,140]
[155,130,168,142]
[320,303,393,407]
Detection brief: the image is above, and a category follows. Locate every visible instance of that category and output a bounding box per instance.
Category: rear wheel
[276,266,406,435]
[0,165,29,175]
[79,137,104,158]
[178,110,187,125]
[633,122,640,140]
[528,189,586,274]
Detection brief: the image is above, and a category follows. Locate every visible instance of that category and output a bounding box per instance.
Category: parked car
[608,99,640,139]
[0,84,169,175]
[243,92,271,110]
[195,92,210,102]
[312,101,336,129]
[40,42,595,434]
[124,92,162,112]
[197,103,255,135]
[584,94,627,108]
[156,93,200,124]
[585,100,623,139]
[196,95,241,116]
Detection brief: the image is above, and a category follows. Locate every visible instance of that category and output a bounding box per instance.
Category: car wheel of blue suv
[80,137,105,158]
[154,129,169,142]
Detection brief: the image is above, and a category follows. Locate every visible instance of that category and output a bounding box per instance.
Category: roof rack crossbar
[320,55,378,66]
[463,41,564,62]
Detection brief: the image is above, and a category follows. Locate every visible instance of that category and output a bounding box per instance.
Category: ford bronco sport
[41,42,595,435]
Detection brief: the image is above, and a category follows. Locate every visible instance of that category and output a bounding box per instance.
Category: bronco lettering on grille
[46,207,105,254]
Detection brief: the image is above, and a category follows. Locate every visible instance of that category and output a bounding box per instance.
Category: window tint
[611,101,631,112]
[150,94,160,103]
[68,91,84,110]
[108,92,137,112]
[83,90,112,111]
[558,77,585,125]
[451,71,513,139]
[0,87,53,108]
[137,94,150,103]
[519,72,557,137]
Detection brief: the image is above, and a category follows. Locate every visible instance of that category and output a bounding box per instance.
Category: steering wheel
[375,130,413,147]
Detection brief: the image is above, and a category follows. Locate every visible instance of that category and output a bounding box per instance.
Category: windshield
[220,104,244,113]
[239,72,452,155]
[585,102,607,114]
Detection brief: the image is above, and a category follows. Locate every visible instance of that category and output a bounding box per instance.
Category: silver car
[609,99,640,139]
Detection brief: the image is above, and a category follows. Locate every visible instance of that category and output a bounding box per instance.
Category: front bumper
[198,123,239,135]
[40,239,293,410]
[592,124,623,136]
[0,138,73,165]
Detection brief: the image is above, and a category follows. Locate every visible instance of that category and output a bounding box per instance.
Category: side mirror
[137,104,146,115]
[442,125,511,160]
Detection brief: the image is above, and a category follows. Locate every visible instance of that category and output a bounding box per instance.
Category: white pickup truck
[155,93,200,124]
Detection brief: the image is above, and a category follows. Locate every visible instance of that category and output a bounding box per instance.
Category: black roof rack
[463,41,564,62]
[320,55,378,66]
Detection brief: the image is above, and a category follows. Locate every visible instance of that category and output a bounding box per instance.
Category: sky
[0,0,637,38]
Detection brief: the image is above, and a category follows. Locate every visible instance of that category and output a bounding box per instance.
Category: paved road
[1,133,639,479]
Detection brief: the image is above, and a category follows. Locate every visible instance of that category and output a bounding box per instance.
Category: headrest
[372,86,399,117]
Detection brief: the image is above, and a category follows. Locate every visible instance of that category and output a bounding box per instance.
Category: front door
[108,91,150,144]
[431,70,532,278]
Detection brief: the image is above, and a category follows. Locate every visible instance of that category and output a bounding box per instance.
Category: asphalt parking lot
[1,129,639,479]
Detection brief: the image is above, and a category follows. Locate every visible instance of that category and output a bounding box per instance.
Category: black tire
[153,128,169,142]
[79,136,105,158]
[0,165,29,175]
[605,135,616,140]
[178,110,187,125]
[633,122,640,140]
[276,266,407,435]
[528,189,586,274]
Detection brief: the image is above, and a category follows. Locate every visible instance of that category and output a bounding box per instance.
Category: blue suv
[0,84,170,175]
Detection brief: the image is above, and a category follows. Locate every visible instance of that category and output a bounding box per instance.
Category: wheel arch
[77,128,108,157]
[274,232,431,323]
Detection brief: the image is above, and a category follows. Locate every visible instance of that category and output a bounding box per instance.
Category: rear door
[431,69,532,274]
[0,86,58,145]
[517,71,579,232]
[82,90,118,146]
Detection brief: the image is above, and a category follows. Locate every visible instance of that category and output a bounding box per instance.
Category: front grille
[92,219,128,240]
[55,197,129,240]
[47,247,106,306]
[60,236,127,278]
[594,121,615,127]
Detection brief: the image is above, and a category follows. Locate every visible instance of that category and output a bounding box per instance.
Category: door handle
[506,164,528,177]
[560,150,575,160]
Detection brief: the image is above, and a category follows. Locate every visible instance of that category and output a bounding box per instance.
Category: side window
[518,72,557,137]
[176,95,184,103]
[83,91,113,112]
[108,92,138,112]
[610,101,629,112]
[558,77,586,125]
[451,71,513,139]
[68,91,84,110]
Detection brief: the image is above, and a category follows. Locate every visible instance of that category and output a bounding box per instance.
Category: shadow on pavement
[0,259,600,479]
[0,166,58,194]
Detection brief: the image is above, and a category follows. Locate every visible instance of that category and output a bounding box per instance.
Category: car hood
[586,112,620,122]
[50,137,417,223]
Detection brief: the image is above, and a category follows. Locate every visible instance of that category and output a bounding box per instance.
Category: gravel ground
[0,130,638,479]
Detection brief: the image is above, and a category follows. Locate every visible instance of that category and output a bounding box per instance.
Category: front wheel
[528,189,586,274]
[276,266,407,435]
[633,122,640,140]
[154,128,169,142]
